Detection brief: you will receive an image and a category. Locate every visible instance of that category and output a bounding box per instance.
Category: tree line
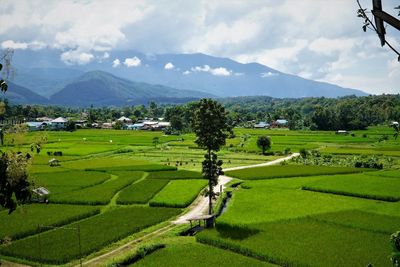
[1,94,400,132]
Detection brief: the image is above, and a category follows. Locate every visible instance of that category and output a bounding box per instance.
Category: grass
[32,171,110,194]
[49,172,143,205]
[117,179,170,204]
[217,176,400,227]
[366,169,400,178]
[146,170,203,180]
[0,206,180,264]
[309,210,400,235]
[149,179,208,208]
[302,173,400,202]
[197,218,391,267]
[86,164,176,172]
[225,165,366,180]
[131,237,275,267]
[0,204,99,241]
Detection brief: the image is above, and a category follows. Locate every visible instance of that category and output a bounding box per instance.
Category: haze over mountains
[4,49,367,106]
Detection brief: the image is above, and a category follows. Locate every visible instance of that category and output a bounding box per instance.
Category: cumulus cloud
[210,67,231,76]
[190,65,232,76]
[164,62,174,70]
[1,40,46,50]
[112,58,121,68]
[60,50,94,65]
[261,72,278,78]
[183,70,190,75]
[102,52,110,59]
[0,0,399,93]
[123,56,141,67]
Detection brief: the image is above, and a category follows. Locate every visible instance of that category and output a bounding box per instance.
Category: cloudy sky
[0,0,399,94]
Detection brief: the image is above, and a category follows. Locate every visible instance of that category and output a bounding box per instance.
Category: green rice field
[1,126,400,266]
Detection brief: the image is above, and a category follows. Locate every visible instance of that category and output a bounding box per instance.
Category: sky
[0,0,399,95]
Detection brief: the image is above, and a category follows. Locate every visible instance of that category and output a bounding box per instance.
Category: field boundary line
[77,223,176,267]
[223,153,300,171]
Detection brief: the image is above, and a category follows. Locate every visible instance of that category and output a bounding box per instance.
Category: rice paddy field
[1,126,400,266]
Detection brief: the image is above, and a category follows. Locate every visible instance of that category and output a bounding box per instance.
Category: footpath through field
[172,152,300,224]
[77,153,299,266]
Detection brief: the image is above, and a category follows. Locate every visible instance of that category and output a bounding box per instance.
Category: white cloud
[1,0,399,93]
[190,65,232,76]
[123,56,141,67]
[261,72,278,78]
[183,70,190,75]
[60,50,94,65]
[102,52,110,59]
[112,58,121,68]
[210,67,231,76]
[164,62,174,70]
[1,40,28,50]
[309,37,356,56]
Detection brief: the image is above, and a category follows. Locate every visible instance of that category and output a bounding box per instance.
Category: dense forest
[1,94,400,131]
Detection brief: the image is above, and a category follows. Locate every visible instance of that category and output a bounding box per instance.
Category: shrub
[299,148,308,159]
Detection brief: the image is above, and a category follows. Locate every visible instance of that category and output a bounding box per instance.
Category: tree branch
[357,0,400,60]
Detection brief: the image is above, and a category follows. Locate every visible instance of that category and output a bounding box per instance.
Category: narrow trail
[172,153,299,224]
[75,153,299,266]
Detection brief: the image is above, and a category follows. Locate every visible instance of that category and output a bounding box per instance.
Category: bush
[299,148,308,159]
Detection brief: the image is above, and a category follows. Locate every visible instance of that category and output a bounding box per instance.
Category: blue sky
[0,0,399,94]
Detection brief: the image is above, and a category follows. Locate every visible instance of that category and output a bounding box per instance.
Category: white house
[254,122,270,129]
[117,116,132,124]
[51,117,68,129]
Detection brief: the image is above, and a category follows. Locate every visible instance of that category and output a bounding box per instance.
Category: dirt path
[74,153,299,266]
[173,153,299,224]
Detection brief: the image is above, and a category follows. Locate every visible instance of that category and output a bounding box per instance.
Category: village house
[51,117,68,130]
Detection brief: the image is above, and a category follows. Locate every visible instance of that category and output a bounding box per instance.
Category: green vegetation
[0,204,99,241]
[226,165,366,180]
[302,173,400,202]
[0,207,180,264]
[146,170,202,180]
[86,164,176,172]
[150,180,208,208]
[117,179,169,204]
[132,237,275,267]
[310,210,400,235]
[2,123,400,265]
[50,172,143,205]
[33,171,110,194]
[197,218,391,267]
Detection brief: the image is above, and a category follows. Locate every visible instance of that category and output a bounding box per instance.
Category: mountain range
[2,49,367,106]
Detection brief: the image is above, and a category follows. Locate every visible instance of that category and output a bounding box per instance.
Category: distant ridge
[10,49,368,100]
[3,82,49,105]
[49,70,213,106]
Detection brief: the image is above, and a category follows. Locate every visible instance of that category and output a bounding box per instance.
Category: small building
[117,116,132,124]
[51,117,68,129]
[336,130,349,135]
[101,122,113,129]
[391,121,399,126]
[49,158,60,166]
[126,123,144,130]
[32,187,50,203]
[26,122,47,131]
[276,119,288,126]
[36,116,53,122]
[154,121,171,130]
[254,121,270,129]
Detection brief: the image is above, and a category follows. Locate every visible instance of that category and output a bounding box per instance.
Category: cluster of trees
[2,94,400,132]
[222,95,400,130]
